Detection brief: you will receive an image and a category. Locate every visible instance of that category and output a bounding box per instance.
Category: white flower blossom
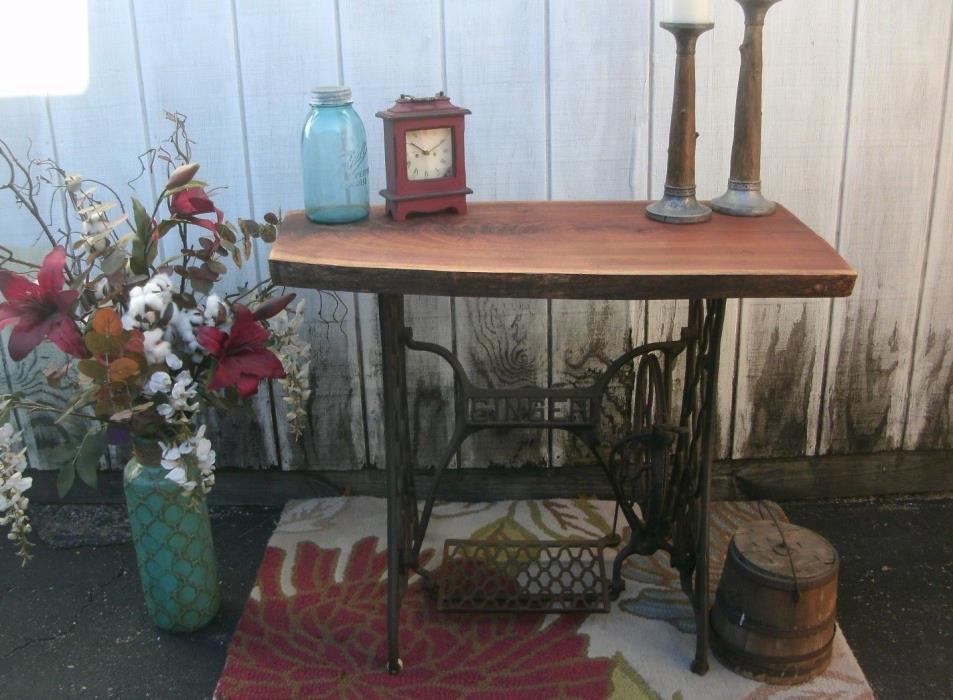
[269,299,310,440]
[0,423,32,563]
[157,424,216,495]
[142,371,172,396]
[168,371,199,412]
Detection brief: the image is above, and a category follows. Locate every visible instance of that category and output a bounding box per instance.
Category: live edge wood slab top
[269,201,856,300]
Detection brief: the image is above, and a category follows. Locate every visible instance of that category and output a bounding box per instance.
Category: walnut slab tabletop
[269,201,856,300]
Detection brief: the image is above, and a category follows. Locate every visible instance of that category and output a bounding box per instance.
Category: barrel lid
[730,520,838,589]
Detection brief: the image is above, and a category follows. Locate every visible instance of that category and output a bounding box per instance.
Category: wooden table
[270,201,855,676]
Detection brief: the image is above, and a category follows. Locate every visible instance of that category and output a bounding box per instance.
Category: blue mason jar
[301,86,369,224]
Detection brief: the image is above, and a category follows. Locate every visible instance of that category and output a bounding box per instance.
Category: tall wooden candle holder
[647,22,715,225]
[711,0,782,217]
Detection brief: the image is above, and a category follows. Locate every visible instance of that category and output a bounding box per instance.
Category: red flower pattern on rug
[215,537,612,699]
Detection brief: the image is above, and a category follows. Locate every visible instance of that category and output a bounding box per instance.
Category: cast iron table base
[378,293,726,676]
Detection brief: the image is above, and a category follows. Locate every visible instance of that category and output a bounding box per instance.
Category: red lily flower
[196,304,285,398]
[0,246,88,361]
[169,186,223,235]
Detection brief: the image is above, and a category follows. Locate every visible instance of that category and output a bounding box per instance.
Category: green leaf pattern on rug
[610,651,684,700]
[529,498,615,540]
[468,501,538,542]
[619,587,695,634]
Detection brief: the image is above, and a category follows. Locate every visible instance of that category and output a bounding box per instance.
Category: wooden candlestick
[647,22,715,225]
[711,0,782,217]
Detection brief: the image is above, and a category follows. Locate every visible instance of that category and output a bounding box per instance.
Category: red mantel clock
[377,92,472,221]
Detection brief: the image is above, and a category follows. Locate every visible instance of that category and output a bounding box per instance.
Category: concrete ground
[0,497,950,699]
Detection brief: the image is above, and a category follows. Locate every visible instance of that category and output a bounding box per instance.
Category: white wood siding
[1,0,951,470]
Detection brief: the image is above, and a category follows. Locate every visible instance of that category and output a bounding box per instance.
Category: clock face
[404,127,454,181]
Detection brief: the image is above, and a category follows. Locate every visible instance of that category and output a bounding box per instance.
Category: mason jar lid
[310,86,353,106]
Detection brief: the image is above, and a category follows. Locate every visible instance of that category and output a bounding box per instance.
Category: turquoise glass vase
[123,444,220,633]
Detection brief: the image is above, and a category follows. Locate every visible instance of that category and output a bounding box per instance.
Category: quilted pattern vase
[123,450,220,633]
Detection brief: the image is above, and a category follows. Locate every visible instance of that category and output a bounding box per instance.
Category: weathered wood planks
[904,29,953,450]
[232,0,366,470]
[338,0,447,471]
[445,0,550,470]
[821,0,953,454]
[732,0,854,458]
[548,0,650,467]
[2,0,953,487]
[131,0,277,467]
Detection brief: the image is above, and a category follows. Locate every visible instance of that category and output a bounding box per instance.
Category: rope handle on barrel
[757,501,801,603]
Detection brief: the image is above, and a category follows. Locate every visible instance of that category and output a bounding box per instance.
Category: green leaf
[84,332,121,356]
[238,219,260,237]
[54,386,98,425]
[56,460,76,498]
[74,427,107,489]
[131,198,152,275]
[260,224,277,243]
[77,359,107,381]
[218,224,236,244]
[190,276,213,295]
[100,247,128,275]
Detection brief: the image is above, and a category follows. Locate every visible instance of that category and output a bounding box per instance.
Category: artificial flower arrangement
[0,115,310,565]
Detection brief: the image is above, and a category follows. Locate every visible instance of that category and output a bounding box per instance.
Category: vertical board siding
[731,0,854,458]
[337,0,446,470]
[131,0,277,467]
[232,0,367,470]
[548,0,650,467]
[648,0,742,459]
[0,94,87,469]
[2,0,953,472]
[446,0,550,469]
[46,0,159,472]
[821,0,953,455]
[904,26,953,451]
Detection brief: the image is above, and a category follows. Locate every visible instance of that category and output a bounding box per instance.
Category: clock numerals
[405,128,453,181]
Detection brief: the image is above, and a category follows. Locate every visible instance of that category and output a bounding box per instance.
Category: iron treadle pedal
[436,537,611,613]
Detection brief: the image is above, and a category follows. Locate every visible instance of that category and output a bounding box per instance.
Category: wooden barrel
[710,519,839,685]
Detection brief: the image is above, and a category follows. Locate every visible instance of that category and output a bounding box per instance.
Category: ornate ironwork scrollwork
[381,295,727,676]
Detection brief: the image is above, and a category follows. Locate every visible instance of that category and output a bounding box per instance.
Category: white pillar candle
[663,0,711,24]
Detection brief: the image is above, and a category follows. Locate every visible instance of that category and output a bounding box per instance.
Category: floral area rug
[215,497,872,699]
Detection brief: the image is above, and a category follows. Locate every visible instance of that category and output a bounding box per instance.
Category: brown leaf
[91,308,124,337]
[108,357,140,382]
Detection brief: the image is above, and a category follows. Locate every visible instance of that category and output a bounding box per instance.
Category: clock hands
[409,138,447,156]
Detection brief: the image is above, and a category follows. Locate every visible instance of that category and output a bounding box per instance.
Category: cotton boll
[203,294,229,325]
[142,328,172,365]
